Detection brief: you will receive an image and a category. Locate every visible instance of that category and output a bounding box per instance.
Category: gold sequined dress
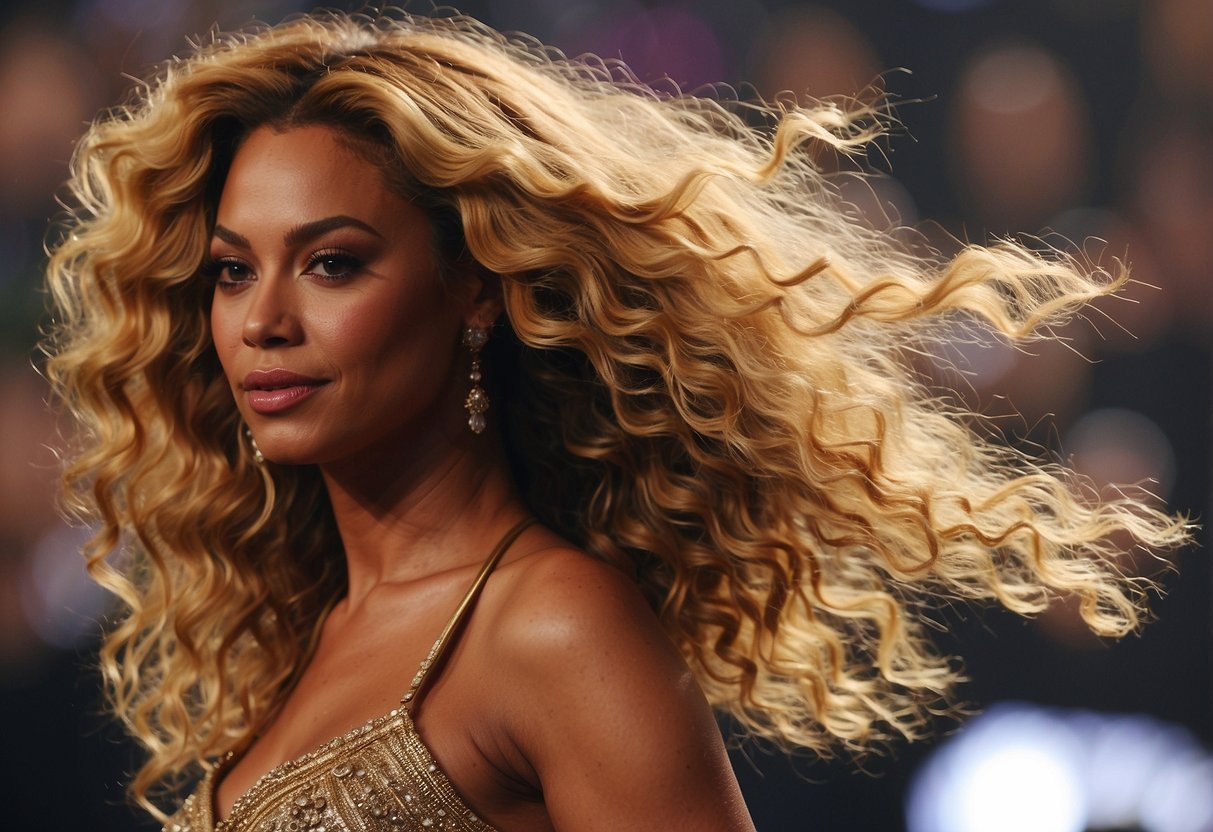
[164,519,534,832]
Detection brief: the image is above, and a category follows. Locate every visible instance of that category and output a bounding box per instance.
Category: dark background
[0,1,1208,830]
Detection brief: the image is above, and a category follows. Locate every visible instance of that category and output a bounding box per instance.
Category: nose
[242,274,303,348]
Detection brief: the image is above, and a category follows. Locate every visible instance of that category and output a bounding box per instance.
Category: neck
[319,422,525,609]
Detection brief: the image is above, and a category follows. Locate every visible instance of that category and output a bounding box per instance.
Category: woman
[44,9,1190,831]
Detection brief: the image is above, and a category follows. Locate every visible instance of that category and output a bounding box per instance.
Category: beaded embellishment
[163,708,493,832]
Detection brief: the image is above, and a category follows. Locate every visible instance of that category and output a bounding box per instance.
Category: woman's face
[209,124,477,466]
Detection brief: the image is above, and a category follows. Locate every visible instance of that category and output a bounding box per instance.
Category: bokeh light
[750,5,882,102]
[555,3,724,89]
[951,43,1092,231]
[1065,407,1176,502]
[907,704,1087,832]
[0,23,101,216]
[908,704,1213,832]
[1130,125,1213,335]
[21,522,106,650]
[1141,0,1213,99]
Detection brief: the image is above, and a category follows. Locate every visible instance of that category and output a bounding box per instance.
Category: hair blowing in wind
[42,9,1191,818]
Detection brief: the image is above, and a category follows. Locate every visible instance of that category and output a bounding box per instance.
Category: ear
[460,261,505,330]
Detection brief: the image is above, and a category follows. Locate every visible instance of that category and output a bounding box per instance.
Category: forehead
[216,125,404,224]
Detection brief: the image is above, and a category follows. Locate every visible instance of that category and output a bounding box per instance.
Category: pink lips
[242,369,328,414]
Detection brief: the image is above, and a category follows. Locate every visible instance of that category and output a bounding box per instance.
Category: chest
[216,617,434,803]
[167,709,497,832]
[219,593,518,815]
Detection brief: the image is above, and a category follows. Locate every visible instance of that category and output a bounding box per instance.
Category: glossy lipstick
[242,369,328,414]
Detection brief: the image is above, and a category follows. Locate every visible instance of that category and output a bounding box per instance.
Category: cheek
[209,299,242,383]
[318,287,461,387]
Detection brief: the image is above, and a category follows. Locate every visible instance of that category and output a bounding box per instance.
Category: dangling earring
[244,424,265,465]
[462,325,490,434]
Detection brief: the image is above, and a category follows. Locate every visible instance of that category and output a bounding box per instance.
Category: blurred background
[0,0,1208,830]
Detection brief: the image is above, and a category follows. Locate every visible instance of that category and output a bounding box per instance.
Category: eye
[305,249,364,281]
[204,257,254,290]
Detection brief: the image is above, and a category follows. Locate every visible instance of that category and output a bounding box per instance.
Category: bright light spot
[907,704,1213,832]
[1083,713,1182,827]
[1140,755,1213,832]
[906,704,1086,832]
[954,743,1085,832]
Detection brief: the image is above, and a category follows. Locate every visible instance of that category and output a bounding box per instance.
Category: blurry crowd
[0,1,1208,830]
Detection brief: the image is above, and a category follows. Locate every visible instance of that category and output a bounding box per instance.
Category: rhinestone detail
[163,708,493,832]
[461,326,490,434]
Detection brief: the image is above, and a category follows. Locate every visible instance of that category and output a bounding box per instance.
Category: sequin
[161,706,496,832]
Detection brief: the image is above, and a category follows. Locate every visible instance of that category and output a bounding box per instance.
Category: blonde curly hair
[44,8,1190,819]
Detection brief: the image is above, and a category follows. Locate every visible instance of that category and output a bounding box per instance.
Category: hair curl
[43,8,1191,819]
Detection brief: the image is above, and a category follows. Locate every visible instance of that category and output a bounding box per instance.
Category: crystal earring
[244,424,265,465]
[462,326,490,434]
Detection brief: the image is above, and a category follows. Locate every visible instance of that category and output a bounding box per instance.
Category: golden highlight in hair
[43,9,1191,819]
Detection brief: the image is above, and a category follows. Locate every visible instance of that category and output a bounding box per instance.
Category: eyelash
[304,249,365,281]
[203,257,251,290]
[203,249,366,289]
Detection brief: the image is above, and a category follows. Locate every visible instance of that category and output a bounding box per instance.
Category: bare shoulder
[486,543,677,681]
[496,542,654,622]
[478,541,754,831]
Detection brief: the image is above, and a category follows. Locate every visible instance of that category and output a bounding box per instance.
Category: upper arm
[492,551,755,832]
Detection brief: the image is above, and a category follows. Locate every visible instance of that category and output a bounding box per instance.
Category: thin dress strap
[400,517,536,710]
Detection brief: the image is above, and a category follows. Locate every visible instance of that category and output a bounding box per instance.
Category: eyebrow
[212,214,386,248]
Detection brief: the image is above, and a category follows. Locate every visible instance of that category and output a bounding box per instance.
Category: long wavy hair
[44,8,1190,818]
